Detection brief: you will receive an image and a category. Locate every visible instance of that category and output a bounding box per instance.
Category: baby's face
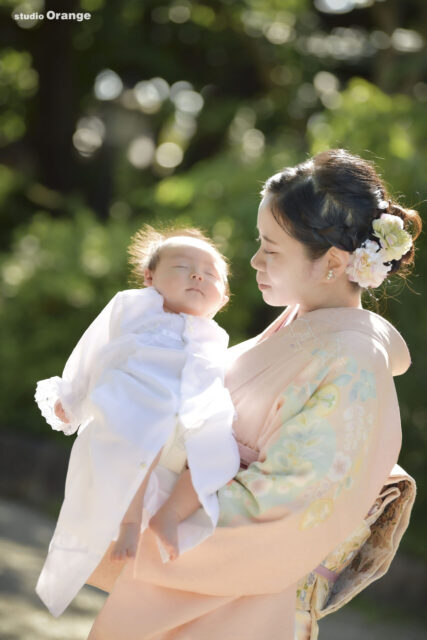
[145,240,228,317]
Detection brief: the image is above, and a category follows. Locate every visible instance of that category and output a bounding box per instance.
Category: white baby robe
[34,286,239,617]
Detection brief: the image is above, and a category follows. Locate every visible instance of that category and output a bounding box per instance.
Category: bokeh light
[94,69,123,101]
[134,81,163,114]
[12,0,45,29]
[315,0,374,14]
[172,89,204,115]
[391,29,424,53]
[72,117,105,157]
[155,142,184,168]
[127,136,155,169]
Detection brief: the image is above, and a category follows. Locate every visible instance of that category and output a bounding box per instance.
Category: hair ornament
[372,213,413,262]
[345,213,413,288]
[345,240,392,288]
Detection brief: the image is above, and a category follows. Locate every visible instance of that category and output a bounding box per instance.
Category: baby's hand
[54,400,70,424]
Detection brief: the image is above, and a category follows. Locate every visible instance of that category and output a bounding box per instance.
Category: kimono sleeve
[35,291,124,435]
[217,353,377,525]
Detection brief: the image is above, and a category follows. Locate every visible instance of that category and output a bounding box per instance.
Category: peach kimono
[86,304,416,640]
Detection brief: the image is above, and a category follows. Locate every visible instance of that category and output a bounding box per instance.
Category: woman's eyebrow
[255,227,278,245]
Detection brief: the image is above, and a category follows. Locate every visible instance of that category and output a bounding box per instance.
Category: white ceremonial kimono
[34,286,240,617]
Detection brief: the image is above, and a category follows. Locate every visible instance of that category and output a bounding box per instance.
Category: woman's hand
[54,400,70,424]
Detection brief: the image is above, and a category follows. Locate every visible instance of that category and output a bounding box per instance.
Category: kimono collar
[257,303,411,377]
[313,306,411,376]
[227,305,411,380]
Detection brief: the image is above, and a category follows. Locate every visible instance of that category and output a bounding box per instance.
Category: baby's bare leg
[110,451,162,562]
[149,468,201,561]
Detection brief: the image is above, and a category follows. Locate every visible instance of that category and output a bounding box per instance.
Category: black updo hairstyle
[261,149,422,290]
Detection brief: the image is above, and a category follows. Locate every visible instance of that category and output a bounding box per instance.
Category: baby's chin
[184,301,216,317]
[163,298,212,318]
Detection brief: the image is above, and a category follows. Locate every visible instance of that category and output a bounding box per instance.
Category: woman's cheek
[266,257,280,280]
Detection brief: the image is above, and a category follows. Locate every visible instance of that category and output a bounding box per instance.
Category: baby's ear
[208,294,230,319]
[143,268,154,287]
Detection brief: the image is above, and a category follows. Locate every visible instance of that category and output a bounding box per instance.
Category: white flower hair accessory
[372,213,413,262]
[345,212,413,289]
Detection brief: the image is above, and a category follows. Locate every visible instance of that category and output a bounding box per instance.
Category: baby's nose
[191,272,203,281]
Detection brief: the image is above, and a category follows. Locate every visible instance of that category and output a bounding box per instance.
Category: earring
[327,269,334,280]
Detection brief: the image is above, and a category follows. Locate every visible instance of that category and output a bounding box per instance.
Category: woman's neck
[296,285,362,319]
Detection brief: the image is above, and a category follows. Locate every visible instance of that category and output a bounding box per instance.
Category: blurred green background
[0,0,426,564]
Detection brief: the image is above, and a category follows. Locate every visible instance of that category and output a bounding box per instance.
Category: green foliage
[0,207,127,430]
[0,48,38,146]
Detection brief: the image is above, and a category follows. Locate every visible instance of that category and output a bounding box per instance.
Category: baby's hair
[128,223,230,296]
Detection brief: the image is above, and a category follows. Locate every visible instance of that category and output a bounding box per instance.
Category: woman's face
[251,193,324,308]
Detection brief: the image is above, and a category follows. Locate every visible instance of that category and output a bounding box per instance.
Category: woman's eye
[255,236,275,254]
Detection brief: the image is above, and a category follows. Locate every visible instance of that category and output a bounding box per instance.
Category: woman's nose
[250,248,263,270]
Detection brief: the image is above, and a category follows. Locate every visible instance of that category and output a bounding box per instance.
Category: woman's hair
[261,149,422,288]
[128,223,230,296]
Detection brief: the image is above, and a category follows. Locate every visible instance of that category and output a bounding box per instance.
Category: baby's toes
[163,540,178,561]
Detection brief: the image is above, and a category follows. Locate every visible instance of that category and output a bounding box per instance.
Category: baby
[35,226,240,616]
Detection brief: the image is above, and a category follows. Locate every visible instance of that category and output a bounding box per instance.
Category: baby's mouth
[186,287,204,295]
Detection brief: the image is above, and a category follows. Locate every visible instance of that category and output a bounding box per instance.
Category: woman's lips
[257,282,271,290]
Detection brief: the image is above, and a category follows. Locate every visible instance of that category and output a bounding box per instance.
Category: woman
[87,149,419,639]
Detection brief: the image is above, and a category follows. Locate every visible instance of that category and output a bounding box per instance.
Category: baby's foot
[149,508,179,561]
[110,522,140,562]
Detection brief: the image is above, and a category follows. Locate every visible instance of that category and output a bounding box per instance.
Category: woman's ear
[324,247,350,282]
[143,268,154,287]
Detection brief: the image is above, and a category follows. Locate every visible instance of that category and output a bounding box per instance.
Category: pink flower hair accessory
[345,240,391,289]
